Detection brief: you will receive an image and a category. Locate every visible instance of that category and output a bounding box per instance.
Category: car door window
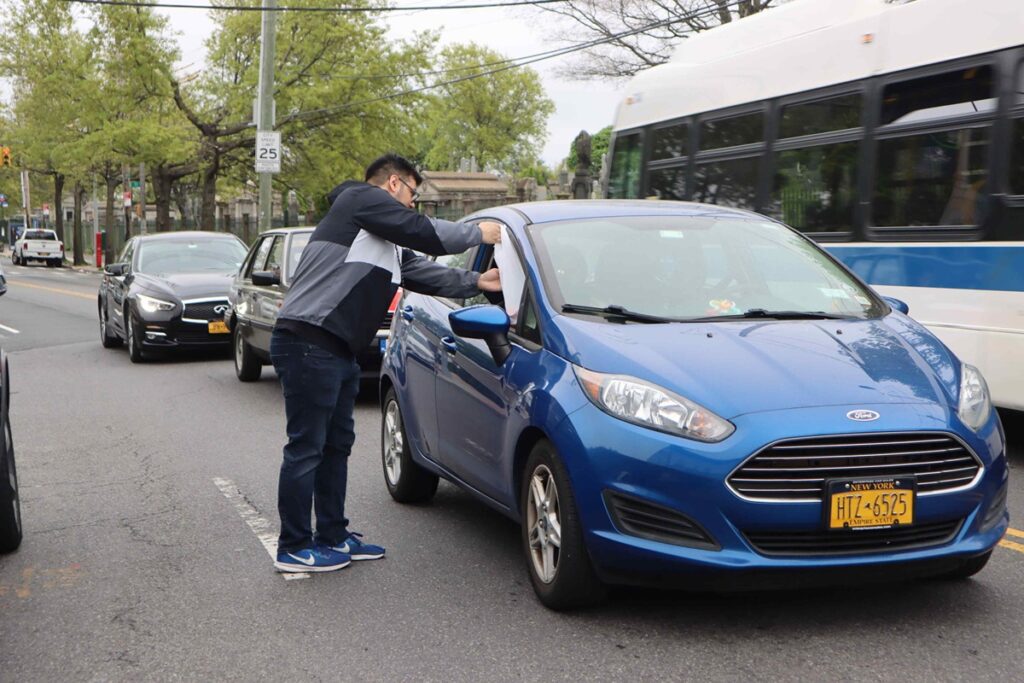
[435,247,479,307]
[514,287,542,346]
[120,240,135,270]
[266,236,285,280]
[286,232,311,284]
[246,236,275,279]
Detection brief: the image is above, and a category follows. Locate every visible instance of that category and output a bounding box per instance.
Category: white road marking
[0,323,20,335]
[213,477,309,581]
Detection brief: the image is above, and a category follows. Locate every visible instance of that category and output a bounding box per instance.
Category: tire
[99,304,122,349]
[381,388,438,503]
[233,326,262,381]
[0,359,22,553]
[521,439,606,610]
[11,252,19,266]
[126,309,144,363]
[51,259,62,268]
[938,551,992,580]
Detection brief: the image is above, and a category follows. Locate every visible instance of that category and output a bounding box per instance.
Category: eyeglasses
[396,176,420,202]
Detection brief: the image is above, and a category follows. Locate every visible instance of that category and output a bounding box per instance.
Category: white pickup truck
[13,229,64,267]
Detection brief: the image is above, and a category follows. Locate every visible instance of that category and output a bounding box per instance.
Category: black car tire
[0,357,22,554]
[234,327,262,382]
[520,439,606,610]
[125,310,144,363]
[938,550,992,580]
[11,251,19,266]
[51,259,62,268]
[381,388,438,503]
[99,304,122,349]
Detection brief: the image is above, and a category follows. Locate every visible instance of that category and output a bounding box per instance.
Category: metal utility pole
[255,0,279,234]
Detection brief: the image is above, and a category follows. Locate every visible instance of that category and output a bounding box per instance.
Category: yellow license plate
[828,478,914,530]
[208,321,229,334]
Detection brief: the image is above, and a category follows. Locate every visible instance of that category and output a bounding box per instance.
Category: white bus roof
[613,0,1024,131]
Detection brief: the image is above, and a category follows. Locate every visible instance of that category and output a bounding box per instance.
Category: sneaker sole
[274,559,352,572]
[349,552,385,561]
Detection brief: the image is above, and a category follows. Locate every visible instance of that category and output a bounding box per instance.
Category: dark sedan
[225,227,395,383]
[98,231,249,362]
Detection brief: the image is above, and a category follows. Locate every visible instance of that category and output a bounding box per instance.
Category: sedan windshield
[529,216,884,321]
[136,238,248,276]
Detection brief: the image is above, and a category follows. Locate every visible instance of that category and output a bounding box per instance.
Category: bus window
[881,66,995,126]
[651,123,688,160]
[772,142,858,232]
[780,94,862,138]
[608,133,642,199]
[692,158,758,209]
[1011,119,1024,195]
[874,128,989,227]
[647,167,686,200]
[700,112,762,150]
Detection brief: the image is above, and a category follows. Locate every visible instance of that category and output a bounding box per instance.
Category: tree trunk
[53,173,65,244]
[105,173,119,266]
[199,151,219,231]
[73,181,85,266]
[172,183,194,229]
[153,165,173,232]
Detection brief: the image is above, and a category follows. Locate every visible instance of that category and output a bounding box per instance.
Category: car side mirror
[882,296,909,315]
[251,271,280,286]
[449,305,512,365]
[104,263,127,277]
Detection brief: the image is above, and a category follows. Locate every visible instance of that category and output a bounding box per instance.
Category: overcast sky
[158,2,624,168]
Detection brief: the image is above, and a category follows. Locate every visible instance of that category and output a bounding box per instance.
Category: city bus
[606,0,1024,411]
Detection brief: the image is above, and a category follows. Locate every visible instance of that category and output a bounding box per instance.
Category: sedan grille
[744,518,963,556]
[728,432,982,502]
[604,491,718,549]
[182,299,229,323]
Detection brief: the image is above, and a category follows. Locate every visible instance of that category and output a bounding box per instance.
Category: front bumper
[138,318,232,349]
[552,400,1008,588]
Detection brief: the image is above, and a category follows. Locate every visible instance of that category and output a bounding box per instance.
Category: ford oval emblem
[847,409,880,422]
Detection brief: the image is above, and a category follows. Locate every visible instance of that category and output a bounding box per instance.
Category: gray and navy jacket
[275,180,483,357]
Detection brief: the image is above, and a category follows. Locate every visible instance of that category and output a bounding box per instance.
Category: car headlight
[573,366,734,442]
[958,363,992,432]
[137,294,175,314]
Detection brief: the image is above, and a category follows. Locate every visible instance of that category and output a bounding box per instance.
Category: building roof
[419,171,509,195]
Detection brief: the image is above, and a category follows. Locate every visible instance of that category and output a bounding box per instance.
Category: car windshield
[136,238,248,276]
[529,215,885,321]
[24,230,56,240]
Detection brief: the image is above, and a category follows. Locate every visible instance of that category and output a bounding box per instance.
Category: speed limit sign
[255,131,281,173]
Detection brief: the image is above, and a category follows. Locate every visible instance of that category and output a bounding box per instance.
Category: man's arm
[399,250,499,299]
[355,188,498,255]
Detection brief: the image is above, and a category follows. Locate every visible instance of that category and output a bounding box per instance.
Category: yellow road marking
[1005,527,1024,539]
[1000,539,1024,555]
[7,280,95,301]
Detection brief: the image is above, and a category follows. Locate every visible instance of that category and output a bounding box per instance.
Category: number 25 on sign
[255,131,281,174]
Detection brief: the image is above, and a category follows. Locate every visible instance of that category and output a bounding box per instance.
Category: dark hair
[364,153,423,187]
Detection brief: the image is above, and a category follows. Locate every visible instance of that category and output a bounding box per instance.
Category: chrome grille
[728,432,982,502]
[744,518,963,556]
[182,299,229,323]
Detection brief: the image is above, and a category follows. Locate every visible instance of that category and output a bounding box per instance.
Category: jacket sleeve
[354,188,482,255]
[399,249,481,299]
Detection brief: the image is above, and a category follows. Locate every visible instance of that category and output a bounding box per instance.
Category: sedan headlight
[958,363,991,432]
[137,294,175,314]
[573,366,734,442]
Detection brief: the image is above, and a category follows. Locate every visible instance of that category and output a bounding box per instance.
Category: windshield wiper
[685,308,851,322]
[561,303,678,324]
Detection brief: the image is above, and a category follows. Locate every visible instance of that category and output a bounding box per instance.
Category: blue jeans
[271,328,361,554]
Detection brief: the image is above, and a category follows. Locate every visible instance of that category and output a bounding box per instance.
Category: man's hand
[478,221,502,245]
[477,268,502,292]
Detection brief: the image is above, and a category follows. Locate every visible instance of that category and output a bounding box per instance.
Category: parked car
[380,200,1009,610]
[98,231,248,362]
[225,227,398,383]
[0,345,20,553]
[12,228,63,267]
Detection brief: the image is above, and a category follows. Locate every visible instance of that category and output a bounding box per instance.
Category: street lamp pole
[256,0,277,234]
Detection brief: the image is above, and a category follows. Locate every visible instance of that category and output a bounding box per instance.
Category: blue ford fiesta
[379,201,1008,610]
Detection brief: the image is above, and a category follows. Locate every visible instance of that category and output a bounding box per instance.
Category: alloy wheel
[383,399,403,486]
[526,464,562,584]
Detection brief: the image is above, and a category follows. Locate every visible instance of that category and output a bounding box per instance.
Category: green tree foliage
[418,44,554,172]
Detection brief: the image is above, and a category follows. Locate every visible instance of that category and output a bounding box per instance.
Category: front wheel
[99,304,122,349]
[381,388,438,503]
[11,252,19,266]
[233,326,262,381]
[0,412,22,553]
[126,311,144,363]
[521,440,606,610]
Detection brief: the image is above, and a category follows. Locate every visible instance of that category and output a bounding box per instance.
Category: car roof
[500,200,766,225]
[132,231,246,242]
[254,226,315,237]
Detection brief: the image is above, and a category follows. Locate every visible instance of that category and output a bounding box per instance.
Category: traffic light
[0,146,11,167]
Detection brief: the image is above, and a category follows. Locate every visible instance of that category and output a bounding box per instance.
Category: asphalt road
[0,257,1021,682]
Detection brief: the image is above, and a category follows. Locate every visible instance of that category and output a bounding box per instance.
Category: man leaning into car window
[269,153,502,573]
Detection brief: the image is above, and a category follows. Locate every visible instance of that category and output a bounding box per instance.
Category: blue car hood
[552,313,960,419]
